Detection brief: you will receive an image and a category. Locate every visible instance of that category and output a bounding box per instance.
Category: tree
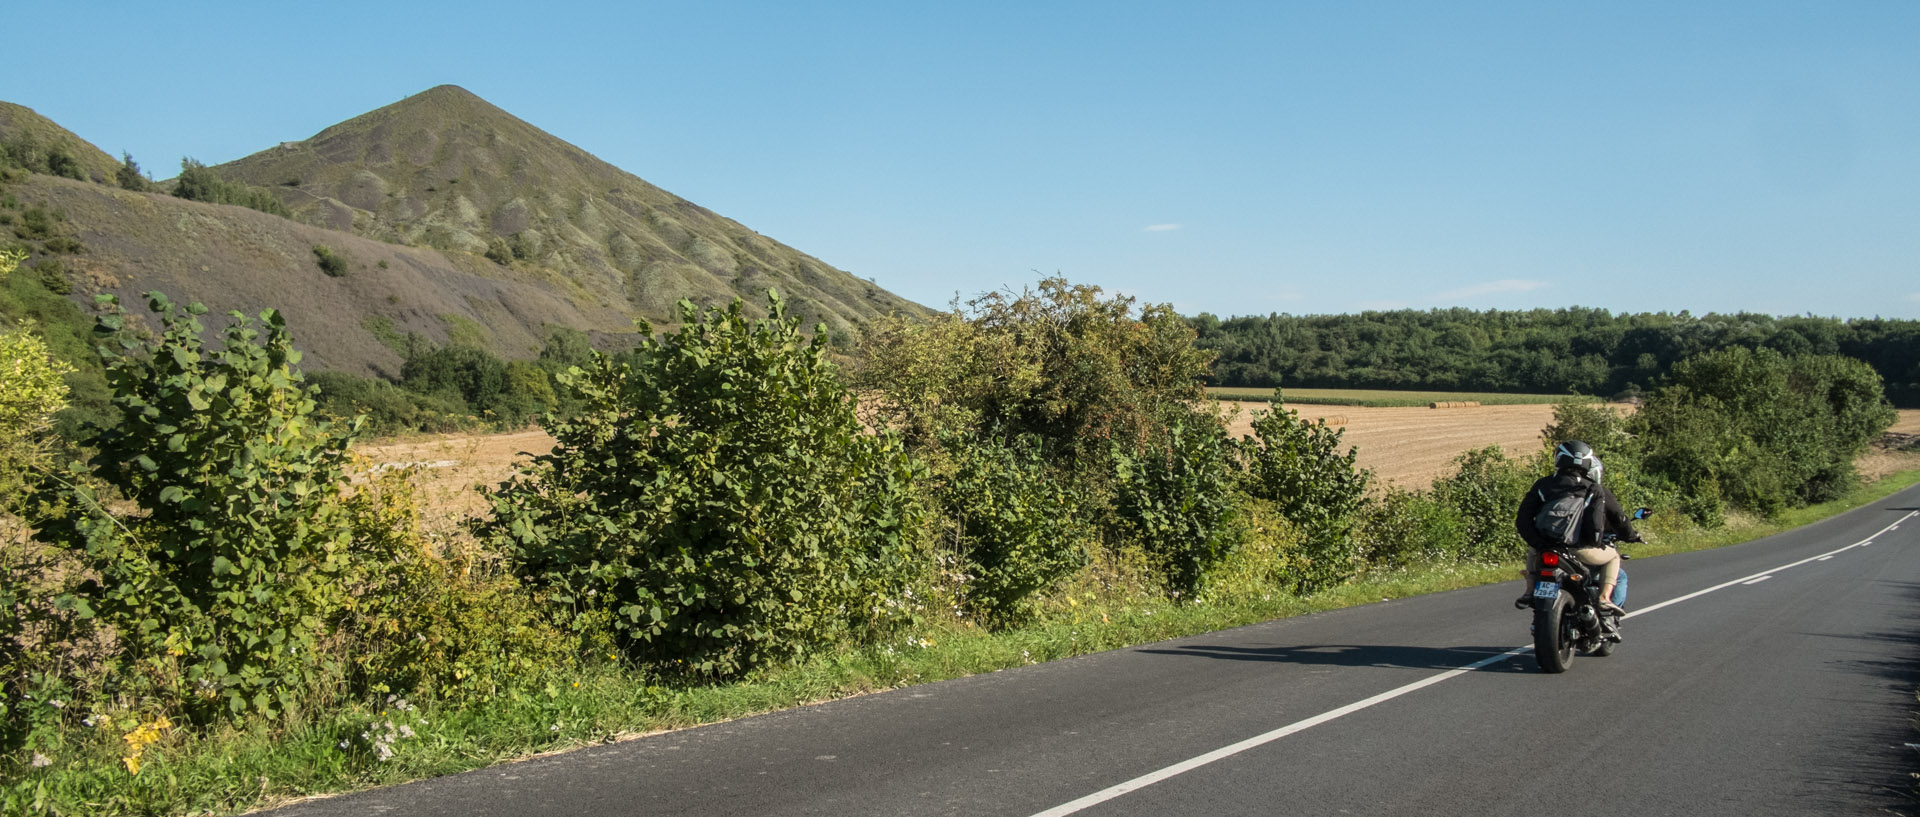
[115,152,151,192]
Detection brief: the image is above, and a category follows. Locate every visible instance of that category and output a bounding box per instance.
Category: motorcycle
[1529,507,1652,673]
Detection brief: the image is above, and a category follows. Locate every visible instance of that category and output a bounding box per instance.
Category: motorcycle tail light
[1541,552,1560,567]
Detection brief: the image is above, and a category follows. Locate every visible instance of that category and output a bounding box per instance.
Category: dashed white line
[1025,507,1920,817]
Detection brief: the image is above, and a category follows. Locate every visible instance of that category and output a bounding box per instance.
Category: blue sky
[6,1,1916,319]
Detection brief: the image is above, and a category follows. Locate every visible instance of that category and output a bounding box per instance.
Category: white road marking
[1026,508,1920,817]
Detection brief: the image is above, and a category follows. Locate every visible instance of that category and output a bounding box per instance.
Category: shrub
[1429,446,1534,562]
[335,468,573,700]
[1113,414,1241,597]
[1634,347,1896,514]
[399,344,549,427]
[484,293,922,677]
[11,207,56,241]
[483,237,513,266]
[40,236,83,255]
[855,278,1212,467]
[116,153,152,192]
[0,320,70,510]
[1237,391,1372,591]
[309,370,480,436]
[855,277,1228,600]
[1354,487,1465,568]
[173,158,290,218]
[34,293,362,721]
[937,432,1091,624]
[45,148,83,181]
[313,244,348,277]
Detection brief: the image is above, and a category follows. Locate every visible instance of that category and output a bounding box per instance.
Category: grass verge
[17,468,1920,817]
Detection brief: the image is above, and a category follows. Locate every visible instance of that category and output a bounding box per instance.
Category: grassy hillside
[0,101,121,184]
[0,86,927,382]
[215,85,920,335]
[4,172,638,378]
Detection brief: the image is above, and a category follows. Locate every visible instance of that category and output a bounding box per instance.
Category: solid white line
[1025,507,1920,817]
[1025,646,1530,817]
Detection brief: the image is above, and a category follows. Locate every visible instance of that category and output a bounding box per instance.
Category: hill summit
[216,85,916,331]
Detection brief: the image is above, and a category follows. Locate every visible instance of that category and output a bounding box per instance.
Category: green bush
[1353,487,1465,568]
[172,159,290,218]
[485,293,922,677]
[1236,391,1372,591]
[400,344,547,427]
[35,293,362,721]
[309,370,480,436]
[1113,415,1241,597]
[115,153,151,192]
[11,207,56,241]
[313,245,348,278]
[336,469,574,700]
[1634,347,1896,514]
[1429,446,1534,562]
[856,277,1227,600]
[937,432,1091,624]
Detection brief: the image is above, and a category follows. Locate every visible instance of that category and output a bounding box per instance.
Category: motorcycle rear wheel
[1588,614,1621,657]
[1533,592,1575,673]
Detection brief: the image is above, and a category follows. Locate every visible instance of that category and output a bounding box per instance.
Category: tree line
[1189,307,1920,407]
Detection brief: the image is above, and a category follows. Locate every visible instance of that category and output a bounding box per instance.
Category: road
[265,486,1920,816]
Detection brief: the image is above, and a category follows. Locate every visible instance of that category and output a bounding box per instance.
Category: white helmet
[1554,441,1600,476]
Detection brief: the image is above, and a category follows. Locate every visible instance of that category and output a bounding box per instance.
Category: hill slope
[0,88,924,378]
[214,85,916,333]
[0,101,121,184]
[7,172,635,378]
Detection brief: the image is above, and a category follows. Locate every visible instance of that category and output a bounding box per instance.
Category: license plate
[1532,581,1560,599]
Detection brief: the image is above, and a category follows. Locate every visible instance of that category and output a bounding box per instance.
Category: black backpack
[1533,483,1594,546]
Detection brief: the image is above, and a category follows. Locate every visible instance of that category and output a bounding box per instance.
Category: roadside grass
[1205,387,1599,407]
[17,468,1920,817]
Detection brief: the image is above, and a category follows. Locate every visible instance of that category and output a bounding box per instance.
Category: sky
[5,1,1917,320]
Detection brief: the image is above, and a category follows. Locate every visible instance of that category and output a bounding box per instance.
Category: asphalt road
[265,485,1920,816]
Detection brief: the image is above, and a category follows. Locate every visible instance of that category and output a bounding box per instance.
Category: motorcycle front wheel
[1533,592,1575,673]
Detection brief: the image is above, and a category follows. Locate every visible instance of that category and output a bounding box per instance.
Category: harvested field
[353,409,1920,528]
[1887,408,1920,436]
[355,429,554,531]
[1861,409,1920,483]
[1221,402,1579,489]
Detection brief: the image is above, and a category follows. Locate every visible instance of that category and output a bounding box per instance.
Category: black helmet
[1554,440,1600,475]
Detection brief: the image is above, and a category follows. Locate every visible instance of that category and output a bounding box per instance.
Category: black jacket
[1515,469,1640,551]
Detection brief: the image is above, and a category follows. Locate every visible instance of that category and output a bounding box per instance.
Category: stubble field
[354,408,1920,529]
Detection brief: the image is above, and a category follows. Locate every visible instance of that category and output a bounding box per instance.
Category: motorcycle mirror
[1633,507,1654,520]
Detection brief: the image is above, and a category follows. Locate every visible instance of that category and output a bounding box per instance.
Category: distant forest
[1187,308,1920,407]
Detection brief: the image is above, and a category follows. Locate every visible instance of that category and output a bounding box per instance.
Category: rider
[1514,441,1641,614]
